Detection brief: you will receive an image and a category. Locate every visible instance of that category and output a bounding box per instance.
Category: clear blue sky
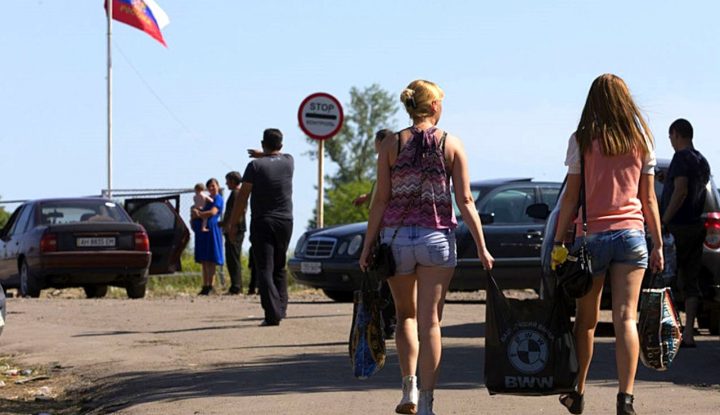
[2,1,719,248]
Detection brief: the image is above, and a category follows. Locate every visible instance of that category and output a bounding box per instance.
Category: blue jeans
[572,229,648,275]
[381,225,457,275]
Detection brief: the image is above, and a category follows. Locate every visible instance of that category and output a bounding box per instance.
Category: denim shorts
[381,225,457,275]
[571,229,648,275]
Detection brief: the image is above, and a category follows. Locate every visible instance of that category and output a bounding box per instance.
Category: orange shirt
[564,134,656,234]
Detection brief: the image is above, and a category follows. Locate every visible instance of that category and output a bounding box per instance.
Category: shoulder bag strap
[579,150,588,238]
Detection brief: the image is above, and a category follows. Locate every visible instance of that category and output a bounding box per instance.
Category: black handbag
[369,241,396,280]
[555,151,594,298]
[484,272,579,396]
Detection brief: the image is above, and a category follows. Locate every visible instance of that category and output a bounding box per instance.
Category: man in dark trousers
[229,129,293,326]
[221,171,245,295]
[660,118,711,347]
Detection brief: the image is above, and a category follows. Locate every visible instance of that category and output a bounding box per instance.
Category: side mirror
[526,203,550,220]
[479,212,495,225]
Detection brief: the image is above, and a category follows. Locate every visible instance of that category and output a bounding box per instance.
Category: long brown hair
[576,74,653,156]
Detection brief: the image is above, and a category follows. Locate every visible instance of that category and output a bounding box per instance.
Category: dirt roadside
[1,290,719,415]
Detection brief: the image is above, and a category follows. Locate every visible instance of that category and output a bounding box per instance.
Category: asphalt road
[1,291,719,414]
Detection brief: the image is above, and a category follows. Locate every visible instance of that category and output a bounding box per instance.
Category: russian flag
[105,0,169,47]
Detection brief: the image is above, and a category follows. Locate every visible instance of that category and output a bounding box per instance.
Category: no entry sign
[298,92,344,140]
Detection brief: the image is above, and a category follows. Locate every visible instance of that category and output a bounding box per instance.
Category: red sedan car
[0,197,189,298]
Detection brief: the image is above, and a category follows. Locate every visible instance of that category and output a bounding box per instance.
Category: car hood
[306,222,368,238]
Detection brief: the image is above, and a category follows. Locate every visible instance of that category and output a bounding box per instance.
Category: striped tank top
[382,126,457,230]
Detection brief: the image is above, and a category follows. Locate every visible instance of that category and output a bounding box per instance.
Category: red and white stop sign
[297,92,344,140]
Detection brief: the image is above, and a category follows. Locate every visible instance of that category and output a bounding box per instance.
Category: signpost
[298,92,344,228]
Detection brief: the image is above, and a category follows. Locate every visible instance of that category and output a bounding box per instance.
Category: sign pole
[297,92,344,230]
[318,140,324,228]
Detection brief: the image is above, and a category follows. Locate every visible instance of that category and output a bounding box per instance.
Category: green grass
[106,249,300,298]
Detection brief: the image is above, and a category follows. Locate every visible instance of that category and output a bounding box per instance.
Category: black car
[539,159,720,334]
[289,178,562,301]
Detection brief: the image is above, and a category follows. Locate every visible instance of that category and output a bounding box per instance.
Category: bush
[105,248,298,298]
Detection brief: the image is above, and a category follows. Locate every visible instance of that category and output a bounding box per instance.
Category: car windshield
[39,200,129,225]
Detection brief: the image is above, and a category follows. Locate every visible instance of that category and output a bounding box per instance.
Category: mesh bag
[349,272,386,379]
[638,281,682,371]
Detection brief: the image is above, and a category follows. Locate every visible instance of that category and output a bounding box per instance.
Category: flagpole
[106,0,113,198]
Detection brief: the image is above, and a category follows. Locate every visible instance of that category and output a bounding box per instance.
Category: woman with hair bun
[360,80,494,415]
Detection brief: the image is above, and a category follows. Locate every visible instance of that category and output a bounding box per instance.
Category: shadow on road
[80,318,720,414]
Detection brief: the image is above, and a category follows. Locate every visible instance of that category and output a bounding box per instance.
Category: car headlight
[347,234,363,256]
[337,241,348,255]
[295,234,307,255]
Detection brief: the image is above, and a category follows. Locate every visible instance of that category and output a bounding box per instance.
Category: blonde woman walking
[360,80,494,415]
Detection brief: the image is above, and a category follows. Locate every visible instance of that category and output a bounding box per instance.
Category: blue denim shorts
[571,229,648,275]
[381,225,457,275]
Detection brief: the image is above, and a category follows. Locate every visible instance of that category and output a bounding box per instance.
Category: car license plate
[76,237,116,248]
[301,261,322,274]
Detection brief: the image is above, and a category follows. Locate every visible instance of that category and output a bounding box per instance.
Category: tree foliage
[323,180,373,226]
[307,84,398,186]
[0,197,9,228]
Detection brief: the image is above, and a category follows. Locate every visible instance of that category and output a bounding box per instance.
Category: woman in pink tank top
[359,80,494,415]
[552,74,664,415]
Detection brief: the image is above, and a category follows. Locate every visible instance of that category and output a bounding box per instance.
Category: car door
[0,207,22,281]
[476,185,545,287]
[124,196,190,274]
[0,205,32,283]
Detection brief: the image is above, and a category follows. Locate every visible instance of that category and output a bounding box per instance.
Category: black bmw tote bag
[484,272,579,396]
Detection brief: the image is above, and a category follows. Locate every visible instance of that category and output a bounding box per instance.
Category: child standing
[193,183,214,232]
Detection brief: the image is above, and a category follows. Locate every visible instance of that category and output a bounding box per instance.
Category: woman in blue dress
[191,178,224,295]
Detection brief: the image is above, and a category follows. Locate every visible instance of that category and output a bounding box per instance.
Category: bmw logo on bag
[507,329,549,374]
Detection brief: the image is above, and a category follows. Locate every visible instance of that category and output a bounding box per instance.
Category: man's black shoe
[227,287,241,295]
[259,319,280,327]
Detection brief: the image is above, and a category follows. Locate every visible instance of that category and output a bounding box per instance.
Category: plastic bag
[484,273,578,396]
[349,273,386,379]
[639,279,682,371]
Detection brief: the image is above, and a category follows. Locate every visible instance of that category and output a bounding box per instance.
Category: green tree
[0,197,10,228]
[307,84,398,186]
[323,180,373,226]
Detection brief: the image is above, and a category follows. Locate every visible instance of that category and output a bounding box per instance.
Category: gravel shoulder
[1,290,719,414]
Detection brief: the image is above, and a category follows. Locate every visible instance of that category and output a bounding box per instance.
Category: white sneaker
[395,375,418,414]
[417,390,435,415]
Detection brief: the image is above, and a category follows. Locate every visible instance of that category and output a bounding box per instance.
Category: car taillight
[134,231,150,252]
[40,233,58,253]
[704,212,720,250]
